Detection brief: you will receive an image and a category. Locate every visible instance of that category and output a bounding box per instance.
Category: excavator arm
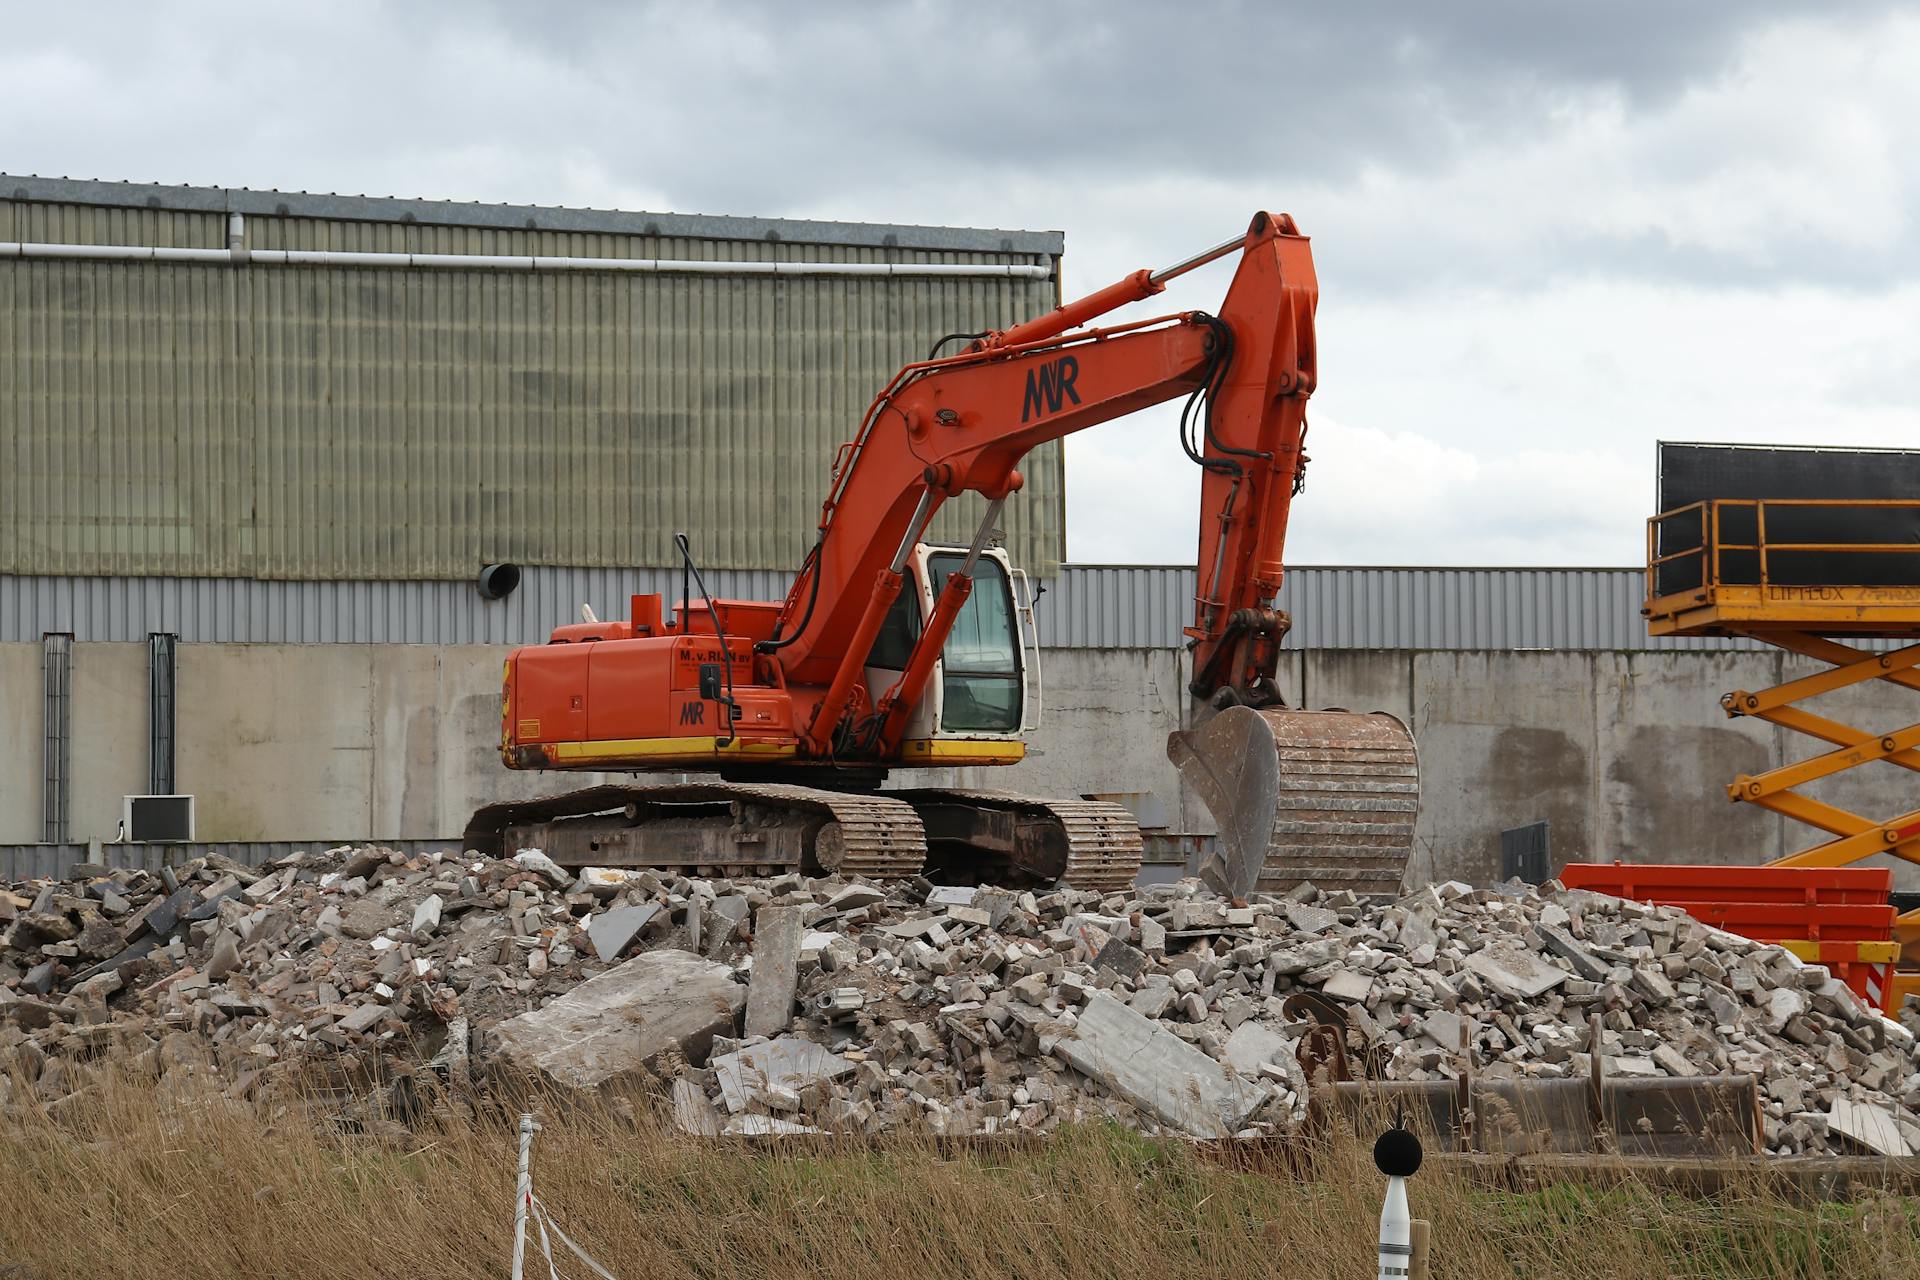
[769,211,1319,751]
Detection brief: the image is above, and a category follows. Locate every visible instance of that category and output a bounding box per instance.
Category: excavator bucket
[1168,706,1419,899]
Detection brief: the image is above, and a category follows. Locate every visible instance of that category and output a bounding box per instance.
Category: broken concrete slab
[1465,945,1567,999]
[1286,903,1340,934]
[673,1077,723,1136]
[712,1035,856,1114]
[743,906,806,1039]
[340,899,391,941]
[1053,991,1263,1138]
[1420,1008,1470,1052]
[337,1004,388,1036]
[1322,969,1374,1004]
[1828,1095,1914,1158]
[1766,986,1810,1033]
[588,903,660,963]
[1221,1019,1304,1100]
[490,949,743,1089]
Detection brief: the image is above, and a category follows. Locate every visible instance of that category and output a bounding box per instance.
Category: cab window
[928,553,1021,732]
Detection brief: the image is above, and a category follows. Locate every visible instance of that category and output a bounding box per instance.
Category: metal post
[958,497,1006,574]
[511,1113,537,1280]
[148,633,176,795]
[42,633,72,843]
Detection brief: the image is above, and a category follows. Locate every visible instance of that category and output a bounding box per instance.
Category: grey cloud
[3,2,1911,296]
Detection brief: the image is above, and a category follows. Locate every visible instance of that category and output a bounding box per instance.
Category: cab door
[924,549,1025,738]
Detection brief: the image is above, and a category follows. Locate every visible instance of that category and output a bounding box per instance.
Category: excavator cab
[863,544,1039,764]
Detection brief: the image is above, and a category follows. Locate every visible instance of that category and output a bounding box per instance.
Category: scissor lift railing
[1645,498,1920,1009]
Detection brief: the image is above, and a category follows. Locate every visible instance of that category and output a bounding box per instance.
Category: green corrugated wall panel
[1,202,1061,578]
[0,198,223,250]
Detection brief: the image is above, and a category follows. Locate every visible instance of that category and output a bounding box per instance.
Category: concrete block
[1766,986,1809,1033]
[744,906,806,1038]
[706,896,750,954]
[411,894,444,939]
[1053,991,1262,1137]
[490,949,743,1088]
[1093,937,1149,980]
[1537,925,1609,981]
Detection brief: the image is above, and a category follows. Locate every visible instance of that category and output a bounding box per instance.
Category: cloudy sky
[6,2,1916,566]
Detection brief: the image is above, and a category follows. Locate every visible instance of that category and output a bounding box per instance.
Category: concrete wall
[3,640,1916,890]
[0,643,40,843]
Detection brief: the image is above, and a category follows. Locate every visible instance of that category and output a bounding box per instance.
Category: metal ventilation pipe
[476,563,521,600]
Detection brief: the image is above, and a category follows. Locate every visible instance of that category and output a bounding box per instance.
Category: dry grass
[3,1064,1917,1280]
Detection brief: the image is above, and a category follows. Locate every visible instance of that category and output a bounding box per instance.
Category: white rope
[533,1197,623,1280]
[530,1199,565,1280]
[511,1113,623,1280]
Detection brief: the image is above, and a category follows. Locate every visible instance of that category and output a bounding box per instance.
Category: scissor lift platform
[1644,488,1920,1008]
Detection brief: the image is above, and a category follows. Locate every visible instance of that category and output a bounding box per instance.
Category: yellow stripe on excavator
[548,737,800,764]
[898,739,1026,765]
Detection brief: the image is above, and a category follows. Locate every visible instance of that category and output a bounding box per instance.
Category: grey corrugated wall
[0,184,1063,580]
[1039,565,1763,651]
[1,565,1767,651]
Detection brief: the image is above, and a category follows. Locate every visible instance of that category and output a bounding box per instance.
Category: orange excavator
[466,213,1418,896]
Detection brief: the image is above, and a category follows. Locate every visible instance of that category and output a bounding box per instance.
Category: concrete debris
[712,1035,855,1115]
[672,1076,723,1137]
[1054,991,1264,1137]
[743,906,806,1039]
[0,847,1915,1152]
[1827,1095,1914,1158]
[489,949,744,1089]
[587,904,659,963]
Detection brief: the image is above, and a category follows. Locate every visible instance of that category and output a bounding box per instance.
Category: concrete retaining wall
[1,641,1914,888]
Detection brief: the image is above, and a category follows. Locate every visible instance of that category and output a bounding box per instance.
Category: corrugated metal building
[5,176,1822,876]
[3,563,1758,650]
[1,175,1065,579]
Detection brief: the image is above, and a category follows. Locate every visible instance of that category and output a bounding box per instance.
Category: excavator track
[463,783,1145,892]
[895,789,1145,894]
[463,782,927,881]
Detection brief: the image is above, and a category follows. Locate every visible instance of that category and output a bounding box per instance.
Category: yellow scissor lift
[1646,497,1920,1009]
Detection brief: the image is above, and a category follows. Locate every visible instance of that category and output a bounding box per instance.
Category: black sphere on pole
[1373,1125,1423,1179]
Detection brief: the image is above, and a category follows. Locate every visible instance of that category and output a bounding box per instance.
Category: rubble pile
[2,846,1917,1156]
